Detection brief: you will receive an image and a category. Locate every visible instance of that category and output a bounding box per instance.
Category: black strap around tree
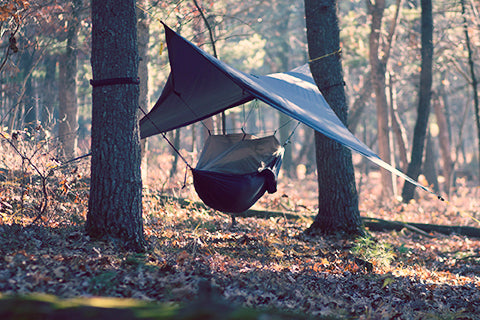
[89,77,140,87]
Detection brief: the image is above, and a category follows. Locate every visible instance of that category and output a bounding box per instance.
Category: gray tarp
[139,23,439,198]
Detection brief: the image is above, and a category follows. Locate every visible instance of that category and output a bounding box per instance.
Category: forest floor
[1,151,480,319]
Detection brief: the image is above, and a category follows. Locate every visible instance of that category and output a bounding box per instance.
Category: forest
[0,0,480,319]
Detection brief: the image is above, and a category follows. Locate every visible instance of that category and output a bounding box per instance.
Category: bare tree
[58,0,82,159]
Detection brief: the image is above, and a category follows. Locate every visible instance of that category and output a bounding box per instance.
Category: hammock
[192,134,284,213]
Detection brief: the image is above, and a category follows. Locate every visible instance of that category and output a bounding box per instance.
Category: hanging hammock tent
[139,23,441,214]
[193,134,284,213]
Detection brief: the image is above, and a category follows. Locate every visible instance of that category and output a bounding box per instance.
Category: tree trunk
[170,128,181,178]
[58,0,81,159]
[461,0,480,180]
[274,11,294,177]
[423,130,439,192]
[367,0,393,199]
[10,49,35,130]
[433,94,453,195]
[40,54,58,128]
[401,0,433,202]
[347,74,372,134]
[304,0,364,236]
[279,112,293,177]
[87,0,145,251]
[389,74,409,172]
[137,0,150,182]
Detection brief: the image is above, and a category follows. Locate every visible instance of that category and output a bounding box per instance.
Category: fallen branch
[362,217,480,238]
[158,194,480,238]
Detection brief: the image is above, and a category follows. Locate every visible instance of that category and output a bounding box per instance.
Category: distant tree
[58,0,82,159]
[460,0,479,179]
[87,0,145,251]
[367,0,403,199]
[304,0,364,236]
[401,0,433,202]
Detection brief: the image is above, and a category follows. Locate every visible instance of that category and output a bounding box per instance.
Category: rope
[275,118,294,135]
[282,121,301,147]
[308,48,342,64]
[241,99,258,131]
[174,91,212,133]
[138,106,192,169]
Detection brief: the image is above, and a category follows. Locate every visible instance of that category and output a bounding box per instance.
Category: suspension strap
[90,77,140,87]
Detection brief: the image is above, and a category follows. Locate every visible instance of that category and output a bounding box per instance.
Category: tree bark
[58,0,82,159]
[87,0,145,251]
[304,0,364,236]
[401,0,433,202]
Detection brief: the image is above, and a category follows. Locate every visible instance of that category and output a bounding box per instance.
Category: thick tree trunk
[87,0,145,251]
[402,0,433,202]
[304,0,363,236]
[58,0,81,159]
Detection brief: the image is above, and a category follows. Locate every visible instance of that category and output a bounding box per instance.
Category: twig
[0,132,49,225]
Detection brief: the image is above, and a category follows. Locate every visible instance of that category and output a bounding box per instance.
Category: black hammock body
[191,133,284,213]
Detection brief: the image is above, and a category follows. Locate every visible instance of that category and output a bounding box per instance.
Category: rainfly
[139,23,441,200]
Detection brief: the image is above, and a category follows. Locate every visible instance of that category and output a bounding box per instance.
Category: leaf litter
[0,152,479,319]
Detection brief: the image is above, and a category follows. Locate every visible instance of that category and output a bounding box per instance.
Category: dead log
[362,217,480,238]
[159,195,480,238]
